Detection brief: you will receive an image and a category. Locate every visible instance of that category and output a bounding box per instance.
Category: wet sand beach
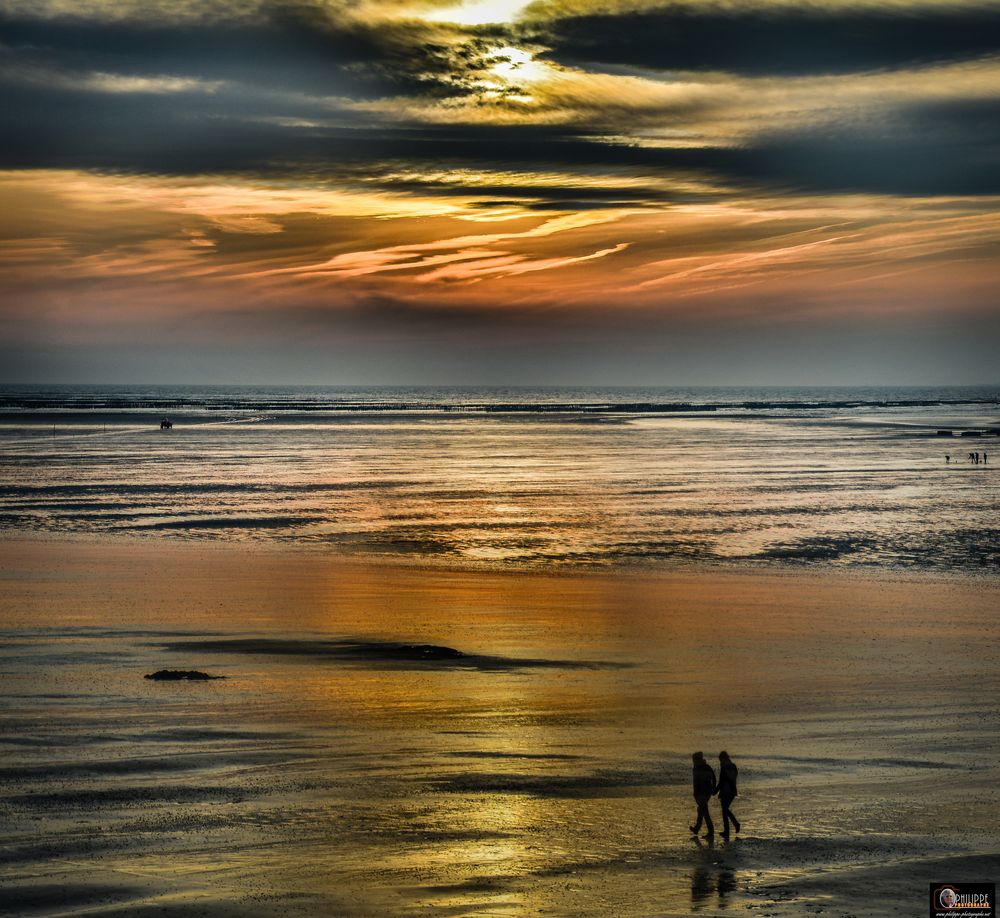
[1,538,998,916]
[2,385,998,572]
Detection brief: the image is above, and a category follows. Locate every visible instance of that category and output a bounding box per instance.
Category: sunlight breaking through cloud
[0,0,997,381]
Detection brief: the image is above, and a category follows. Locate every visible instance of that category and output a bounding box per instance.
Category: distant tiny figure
[985,452,989,464]
[716,751,741,838]
[946,455,950,463]
[689,751,717,837]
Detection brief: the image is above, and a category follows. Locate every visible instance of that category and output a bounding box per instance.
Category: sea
[2,385,999,916]
[1,383,997,572]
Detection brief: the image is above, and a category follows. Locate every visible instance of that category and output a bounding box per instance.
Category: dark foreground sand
[1,538,998,916]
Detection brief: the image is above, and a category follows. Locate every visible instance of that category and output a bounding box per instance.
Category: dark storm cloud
[0,81,324,173]
[1,4,998,199]
[4,82,997,199]
[732,97,1000,196]
[536,4,1000,76]
[0,4,528,173]
[0,82,614,175]
[0,5,498,101]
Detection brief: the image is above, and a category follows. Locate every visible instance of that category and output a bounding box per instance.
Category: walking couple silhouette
[690,751,740,839]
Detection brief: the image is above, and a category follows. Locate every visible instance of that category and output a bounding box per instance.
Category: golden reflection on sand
[2,539,999,916]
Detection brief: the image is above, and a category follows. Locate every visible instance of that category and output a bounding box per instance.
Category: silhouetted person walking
[689,751,716,837]
[717,751,741,838]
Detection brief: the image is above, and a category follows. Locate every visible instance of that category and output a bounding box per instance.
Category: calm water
[1,384,997,571]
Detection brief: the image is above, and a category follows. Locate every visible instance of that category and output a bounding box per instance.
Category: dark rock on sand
[144,669,224,681]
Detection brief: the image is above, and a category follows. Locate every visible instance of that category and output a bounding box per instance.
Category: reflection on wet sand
[3,393,997,571]
[1,540,999,916]
[691,837,739,911]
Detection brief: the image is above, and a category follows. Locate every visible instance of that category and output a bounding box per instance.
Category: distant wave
[2,395,997,414]
[2,383,997,415]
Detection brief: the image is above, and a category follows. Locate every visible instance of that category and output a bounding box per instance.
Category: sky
[1,0,998,385]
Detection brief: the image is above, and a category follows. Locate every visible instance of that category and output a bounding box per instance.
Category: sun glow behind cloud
[0,0,998,381]
[488,45,548,83]
[422,0,535,25]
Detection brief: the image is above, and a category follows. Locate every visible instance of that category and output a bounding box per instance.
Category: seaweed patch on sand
[145,669,224,681]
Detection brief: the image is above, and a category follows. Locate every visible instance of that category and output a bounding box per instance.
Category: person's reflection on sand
[690,861,713,908]
[691,835,738,910]
[717,866,737,905]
